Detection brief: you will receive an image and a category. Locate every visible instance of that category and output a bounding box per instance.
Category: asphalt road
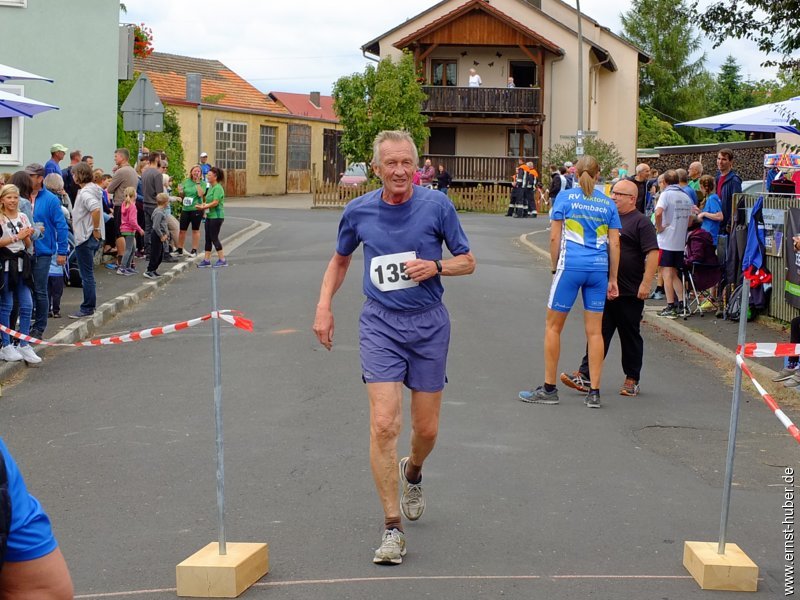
[0,207,794,599]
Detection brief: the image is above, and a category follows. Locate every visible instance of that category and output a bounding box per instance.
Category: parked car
[741,180,766,195]
[339,163,368,187]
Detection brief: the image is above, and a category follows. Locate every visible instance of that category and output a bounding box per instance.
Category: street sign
[121,73,164,132]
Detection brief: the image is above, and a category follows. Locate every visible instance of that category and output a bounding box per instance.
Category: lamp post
[575,0,585,157]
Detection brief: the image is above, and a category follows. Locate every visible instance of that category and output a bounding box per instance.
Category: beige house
[135,53,341,195]
[362,0,647,181]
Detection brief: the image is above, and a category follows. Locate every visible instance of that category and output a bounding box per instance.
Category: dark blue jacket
[32,188,69,256]
[716,169,743,231]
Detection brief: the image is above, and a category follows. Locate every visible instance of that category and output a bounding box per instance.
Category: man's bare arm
[313,252,352,350]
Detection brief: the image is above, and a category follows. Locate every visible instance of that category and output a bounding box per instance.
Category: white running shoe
[17,345,41,364]
[399,456,425,521]
[373,528,406,565]
[0,345,23,362]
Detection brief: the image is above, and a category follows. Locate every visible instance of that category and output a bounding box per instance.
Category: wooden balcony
[421,86,542,118]
[422,154,538,183]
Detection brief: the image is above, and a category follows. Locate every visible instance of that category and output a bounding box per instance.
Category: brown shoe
[620,378,640,396]
[560,371,590,393]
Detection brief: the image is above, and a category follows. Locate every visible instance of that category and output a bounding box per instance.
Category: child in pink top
[118,187,144,275]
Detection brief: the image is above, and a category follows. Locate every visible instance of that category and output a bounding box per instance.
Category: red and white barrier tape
[0,310,253,348]
[735,354,800,445]
[738,342,800,358]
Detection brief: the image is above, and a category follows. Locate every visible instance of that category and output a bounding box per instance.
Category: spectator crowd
[0,144,228,365]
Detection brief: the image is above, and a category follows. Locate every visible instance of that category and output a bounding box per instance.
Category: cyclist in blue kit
[313,130,475,566]
[519,155,621,408]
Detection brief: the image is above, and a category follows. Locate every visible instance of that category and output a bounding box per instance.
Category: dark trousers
[789,316,800,365]
[48,275,64,313]
[143,204,155,253]
[147,231,163,273]
[578,296,645,382]
[204,218,223,252]
[75,237,100,315]
[31,254,51,334]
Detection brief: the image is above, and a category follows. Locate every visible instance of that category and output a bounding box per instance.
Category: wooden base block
[683,541,758,592]
[176,542,269,598]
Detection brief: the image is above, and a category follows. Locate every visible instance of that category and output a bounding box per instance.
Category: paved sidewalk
[520,229,800,409]
[0,215,265,391]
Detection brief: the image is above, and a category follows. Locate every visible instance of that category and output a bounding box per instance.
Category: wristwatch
[434,259,442,273]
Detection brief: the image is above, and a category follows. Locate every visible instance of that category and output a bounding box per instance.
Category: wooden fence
[312,181,511,214]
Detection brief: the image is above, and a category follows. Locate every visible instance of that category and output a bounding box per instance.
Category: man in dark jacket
[625,163,651,214]
[547,164,562,203]
[715,148,743,233]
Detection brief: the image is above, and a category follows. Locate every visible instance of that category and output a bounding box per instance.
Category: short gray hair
[44,172,65,193]
[371,130,419,167]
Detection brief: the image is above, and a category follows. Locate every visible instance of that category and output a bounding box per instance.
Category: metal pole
[211,268,226,555]
[718,281,749,554]
[575,0,585,157]
[197,104,202,164]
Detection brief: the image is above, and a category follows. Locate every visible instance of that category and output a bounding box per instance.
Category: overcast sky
[122,0,778,96]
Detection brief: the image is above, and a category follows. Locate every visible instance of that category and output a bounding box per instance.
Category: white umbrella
[677,96,800,134]
[0,63,53,83]
[0,89,58,118]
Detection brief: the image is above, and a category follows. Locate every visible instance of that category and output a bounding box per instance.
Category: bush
[543,138,624,179]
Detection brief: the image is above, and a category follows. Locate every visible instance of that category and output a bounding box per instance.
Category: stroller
[681,227,722,318]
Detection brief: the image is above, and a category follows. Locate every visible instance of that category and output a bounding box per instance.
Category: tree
[712,55,755,114]
[697,0,800,71]
[620,0,709,128]
[637,108,685,148]
[332,52,428,165]
[117,74,185,183]
[543,138,623,178]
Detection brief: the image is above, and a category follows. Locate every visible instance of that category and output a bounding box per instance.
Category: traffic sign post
[121,73,164,158]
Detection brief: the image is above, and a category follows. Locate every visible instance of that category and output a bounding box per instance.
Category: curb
[0,219,269,392]
[517,230,782,388]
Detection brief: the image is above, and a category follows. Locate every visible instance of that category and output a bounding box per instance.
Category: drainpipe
[588,55,612,130]
[548,53,566,152]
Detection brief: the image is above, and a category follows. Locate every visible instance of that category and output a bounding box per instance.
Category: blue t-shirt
[44,159,61,177]
[0,437,58,562]
[201,163,211,179]
[336,186,471,311]
[680,184,699,206]
[701,193,722,245]
[551,188,621,271]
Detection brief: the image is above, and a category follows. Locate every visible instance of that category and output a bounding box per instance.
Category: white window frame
[0,84,25,167]
[259,125,277,175]
[214,120,247,171]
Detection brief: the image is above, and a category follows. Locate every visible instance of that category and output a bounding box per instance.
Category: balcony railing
[422,154,538,183]
[421,86,542,115]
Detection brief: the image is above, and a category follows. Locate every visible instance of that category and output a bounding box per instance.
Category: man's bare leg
[406,390,442,482]
[367,382,403,525]
[0,547,73,600]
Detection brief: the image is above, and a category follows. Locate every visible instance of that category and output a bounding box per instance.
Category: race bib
[183,196,194,207]
[369,251,418,292]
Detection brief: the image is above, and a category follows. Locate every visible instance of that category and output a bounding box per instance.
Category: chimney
[309,91,321,109]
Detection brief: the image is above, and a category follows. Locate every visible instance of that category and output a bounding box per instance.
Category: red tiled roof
[133,52,288,114]
[268,91,338,122]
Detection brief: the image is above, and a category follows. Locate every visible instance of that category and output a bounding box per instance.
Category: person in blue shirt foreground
[519,155,621,408]
[0,436,72,599]
[313,130,476,566]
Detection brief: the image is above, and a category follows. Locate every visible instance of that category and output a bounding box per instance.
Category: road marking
[272,328,298,335]
[74,573,709,598]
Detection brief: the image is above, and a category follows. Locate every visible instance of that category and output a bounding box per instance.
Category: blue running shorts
[359,299,451,392]
[0,438,58,563]
[548,269,608,313]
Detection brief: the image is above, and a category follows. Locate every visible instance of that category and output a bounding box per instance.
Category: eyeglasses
[611,191,635,198]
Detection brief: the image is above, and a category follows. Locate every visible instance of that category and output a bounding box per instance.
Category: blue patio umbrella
[677,96,800,134]
[0,89,58,118]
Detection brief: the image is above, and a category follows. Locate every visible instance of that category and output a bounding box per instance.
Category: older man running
[313,130,476,565]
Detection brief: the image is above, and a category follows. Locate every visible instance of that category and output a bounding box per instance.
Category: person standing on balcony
[507,77,515,88]
[419,159,435,189]
[468,68,482,87]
